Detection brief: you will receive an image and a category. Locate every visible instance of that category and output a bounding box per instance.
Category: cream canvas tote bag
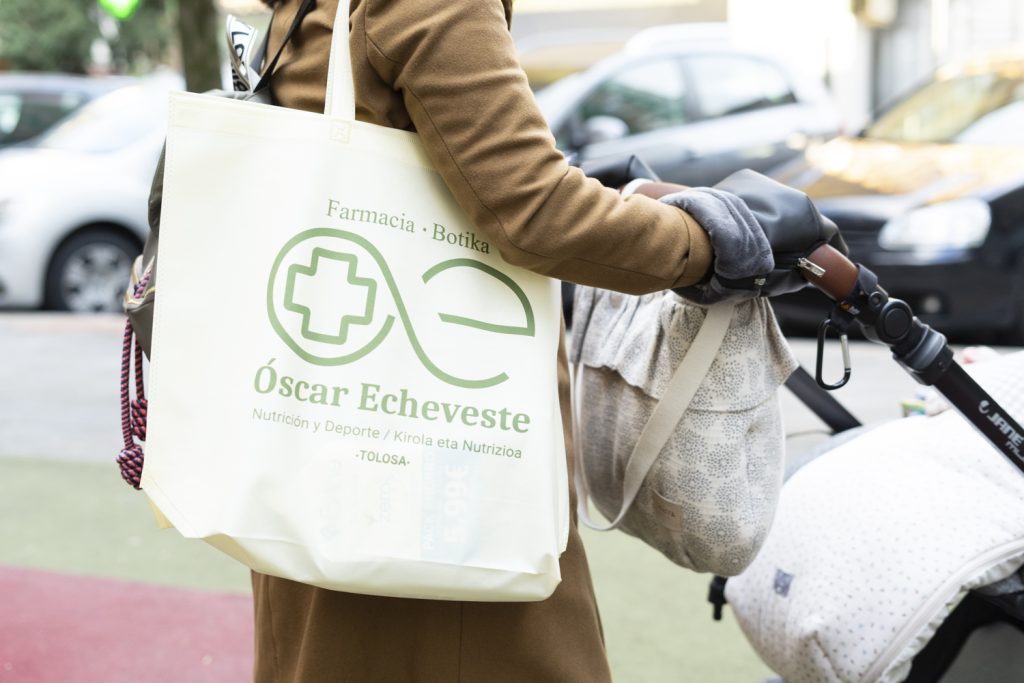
[142,4,567,601]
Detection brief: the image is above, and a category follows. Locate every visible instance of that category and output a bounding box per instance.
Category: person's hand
[660,183,774,305]
[664,169,848,304]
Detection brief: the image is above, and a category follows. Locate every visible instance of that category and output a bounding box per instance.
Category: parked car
[0,72,181,312]
[769,50,1024,342]
[0,73,131,149]
[535,35,841,187]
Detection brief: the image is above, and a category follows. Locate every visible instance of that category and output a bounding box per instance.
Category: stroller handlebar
[797,245,1024,476]
[799,243,860,301]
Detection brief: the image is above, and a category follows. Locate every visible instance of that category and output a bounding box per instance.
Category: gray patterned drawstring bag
[571,288,797,576]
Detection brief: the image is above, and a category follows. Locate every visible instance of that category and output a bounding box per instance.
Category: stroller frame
[724,247,1024,682]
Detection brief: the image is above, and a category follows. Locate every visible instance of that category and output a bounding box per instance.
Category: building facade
[874,0,1024,108]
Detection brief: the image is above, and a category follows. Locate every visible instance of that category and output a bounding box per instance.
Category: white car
[0,72,181,312]
[535,38,840,186]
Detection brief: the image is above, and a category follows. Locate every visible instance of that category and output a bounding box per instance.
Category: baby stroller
[710,244,1024,682]
[577,155,1024,682]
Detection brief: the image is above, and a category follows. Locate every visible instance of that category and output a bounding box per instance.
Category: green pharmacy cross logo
[283,248,376,345]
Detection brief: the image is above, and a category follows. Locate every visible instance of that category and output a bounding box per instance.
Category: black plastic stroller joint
[812,261,956,388]
[800,247,1024,474]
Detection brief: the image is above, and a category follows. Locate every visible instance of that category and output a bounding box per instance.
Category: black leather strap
[254,0,316,92]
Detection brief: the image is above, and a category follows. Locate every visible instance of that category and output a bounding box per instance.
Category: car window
[577,57,687,135]
[0,90,86,147]
[955,99,1024,144]
[865,73,1024,144]
[687,55,797,119]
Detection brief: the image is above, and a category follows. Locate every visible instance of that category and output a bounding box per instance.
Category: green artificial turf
[0,456,250,593]
[581,525,773,682]
[0,455,773,682]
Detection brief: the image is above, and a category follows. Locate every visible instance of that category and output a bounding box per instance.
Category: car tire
[45,228,139,313]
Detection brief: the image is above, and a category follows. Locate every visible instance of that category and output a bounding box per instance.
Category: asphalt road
[0,313,126,462]
[1,310,1003,462]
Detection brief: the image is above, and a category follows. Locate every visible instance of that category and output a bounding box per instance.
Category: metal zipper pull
[798,257,826,278]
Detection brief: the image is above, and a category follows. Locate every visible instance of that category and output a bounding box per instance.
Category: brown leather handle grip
[800,244,859,301]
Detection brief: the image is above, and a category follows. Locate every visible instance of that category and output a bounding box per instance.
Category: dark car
[769,50,1024,343]
[0,73,130,149]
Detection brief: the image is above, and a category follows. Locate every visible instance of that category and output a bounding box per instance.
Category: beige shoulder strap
[574,302,735,531]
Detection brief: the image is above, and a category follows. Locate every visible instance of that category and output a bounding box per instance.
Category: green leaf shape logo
[422,259,534,337]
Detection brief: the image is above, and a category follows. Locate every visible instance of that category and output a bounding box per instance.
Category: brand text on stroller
[979,399,1024,455]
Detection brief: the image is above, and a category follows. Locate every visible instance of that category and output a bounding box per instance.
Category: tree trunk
[176,0,221,92]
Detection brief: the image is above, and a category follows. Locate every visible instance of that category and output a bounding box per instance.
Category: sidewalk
[0,314,125,463]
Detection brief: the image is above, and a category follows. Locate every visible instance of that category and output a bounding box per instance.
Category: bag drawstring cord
[117,273,151,489]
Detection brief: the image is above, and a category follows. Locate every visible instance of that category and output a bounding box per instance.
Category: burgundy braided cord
[116,273,151,489]
[117,321,145,488]
[130,337,147,441]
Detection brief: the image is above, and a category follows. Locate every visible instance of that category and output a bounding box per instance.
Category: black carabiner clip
[816,318,852,390]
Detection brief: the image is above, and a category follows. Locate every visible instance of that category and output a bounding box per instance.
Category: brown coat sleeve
[359,0,712,294]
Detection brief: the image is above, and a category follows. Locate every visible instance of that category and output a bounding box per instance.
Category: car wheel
[45,229,139,313]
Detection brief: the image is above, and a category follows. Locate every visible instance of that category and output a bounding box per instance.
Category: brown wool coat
[252,1,713,681]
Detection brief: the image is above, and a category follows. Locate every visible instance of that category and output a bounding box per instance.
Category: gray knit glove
[661,187,774,305]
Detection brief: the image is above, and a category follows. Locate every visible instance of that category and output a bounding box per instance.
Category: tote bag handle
[325,1,356,120]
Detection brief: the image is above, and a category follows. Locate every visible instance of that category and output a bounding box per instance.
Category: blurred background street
[3,0,1024,680]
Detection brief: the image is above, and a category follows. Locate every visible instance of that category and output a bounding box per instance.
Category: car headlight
[878,198,991,251]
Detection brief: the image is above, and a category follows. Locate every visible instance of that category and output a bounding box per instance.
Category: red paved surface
[0,566,252,683]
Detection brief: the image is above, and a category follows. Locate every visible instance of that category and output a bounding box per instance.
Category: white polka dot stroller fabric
[570,287,798,575]
[725,351,1024,683]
